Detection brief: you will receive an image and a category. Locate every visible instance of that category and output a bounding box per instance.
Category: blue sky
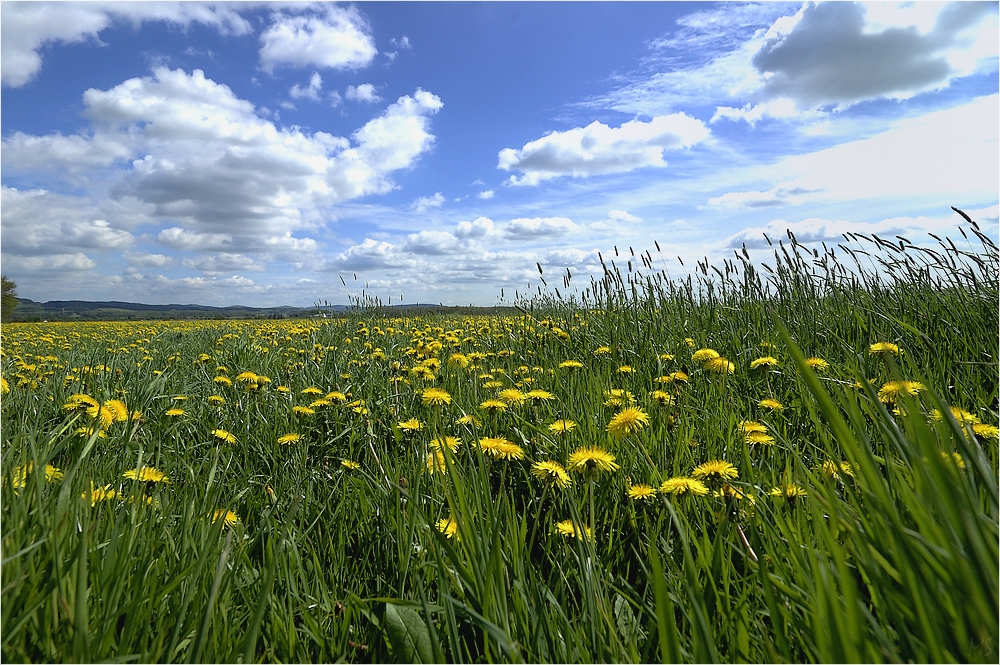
[2,1,997,307]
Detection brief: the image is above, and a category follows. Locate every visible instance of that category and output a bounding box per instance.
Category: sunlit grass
[2,226,997,662]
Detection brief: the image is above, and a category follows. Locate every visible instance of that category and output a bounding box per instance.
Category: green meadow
[2,227,997,663]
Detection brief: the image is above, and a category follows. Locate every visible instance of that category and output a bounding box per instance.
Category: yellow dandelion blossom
[214,376,233,387]
[436,516,459,539]
[649,390,673,406]
[750,356,779,370]
[869,342,901,355]
[617,365,634,374]
[301,386,323,395]
[758,398,784,411]
[548,419,576,435]
[212,509,240,528]
[692,460,739,485]
[341,460,360,471]
[292,405,315,415]
[656,371,689,384]
[941,451,966,470]
[594,346,612,355]
[930,406,980,425]
[397,418,424,432]
[805,357,829,371]
[567,446,620,474]
[429,436,462,452]
[531,461,572,488]
[558,359,584,369]
[479,398,508,413]
[326,391,348,402]
[627,483,658,502]
[11,462,64,489]
[692,348,720,363]
[278,433,303,444]
[770,484,808,501]
[553,519,591,540]
[208,395,226,406]
[0,377,8,394]
[212,429,236,444]
[84,483,121,505]
[738,420,768,434]
[422,387,452,406]
[817,460,854,481]
[165,408,185,417]
[63,393,99,412]
[972,423,999,439]
[660,476,709,496]
[659,353,674,361]
[525,389,555,401]
[705,357,735,374]
[123,467,170,483]
[745,431,776,445]
[456,414,482,427]
[603,388,636,408]
[75,426,107,439]
[498,388,527,405]
[877,380,925,403]
[426,450,448,475]
[607,407,650,437]
[482,380,505,389]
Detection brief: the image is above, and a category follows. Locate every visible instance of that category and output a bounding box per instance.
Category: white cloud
[751,2,999,109]
[505,217,578,238]
[402,230,463,255]
[2,253,97,273]
[706,184,815,209]
[290,72,323,100]
[157,227,233,251]
[345,83,382,103]
[543,247,602,268]
[1,1,251,87]
[390,36,412,50]
[4,68,443,252]
[325,238,413,271]
[182,253,266,273]
[455,217,495,239]
[413,192,445,212]
[477,189,495,200]
[259,5,377,73]
[124,252,173,268]
[498,114,710,185]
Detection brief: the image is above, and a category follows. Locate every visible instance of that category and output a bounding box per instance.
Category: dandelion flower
[326,391,348,402]
[705,357,735,374]
[397,418,424,433]
[292,405,315,415]
[649,390,673,406]
[498,388,527,405]
[594,346,612,355]
[659,353,674,361]
[692,460,739,486]
[278,433,303,444]
[422,387,452,406]
[941,451,966,469]
[607,407,650,438]
[758,398,784,411]
[531,461,572,489]
[478,437,524,460]
[869,342,901,355]
[877,380,925,403]
[656,371,689,384]
[429,436,462,452]
[207,395,226,406]
[554,519,591,541]
[456,414,482,427]
[84,483,121,505]
[11,462,64,489]
[212,429,236,444]
[436,516,459,539]
[123,467,170,483]
[805,357,829,371]
[212,509,240,528]
[548,419,576,435]
[817,460,854,481]
[165,408,185,417]
[750,356,779,370]
[627,484,658,502]
[972,423,999,439]
[745,431,776,445]
[301,386,323,395]
[617,365,634,374]
[660,477,709,496]
[482,380,505,389]
[426,450,448,475]
[214,376,233,387]
[930,406,980,425]
[558,359,584,369]
[525,389,555,401]
[770,484,807,502]
[479,398,508,413]
[341,460,360,471]
[567,446,620,474]
[738,421,768,434]
[692,348,720,363]
[603,389,636,408]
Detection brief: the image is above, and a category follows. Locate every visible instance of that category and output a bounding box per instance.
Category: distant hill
[7,298,512,322]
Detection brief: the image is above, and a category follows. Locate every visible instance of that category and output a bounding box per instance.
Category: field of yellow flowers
[2,229,998,663]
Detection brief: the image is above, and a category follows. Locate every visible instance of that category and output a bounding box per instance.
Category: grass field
[2,227,997,663]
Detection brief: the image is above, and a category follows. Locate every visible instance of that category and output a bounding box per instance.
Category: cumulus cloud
[345,83,382,103]
[289,72,323,100]
[325,238,412,271]
[477,189,495,199]
[544,247,602,268]
[504,217,578,238]
[4,68,443,251]
[401,230,463,256]
[259,5,377,73]
[3,253,97,273]
[413,192,445,212]
[455,217,495,239]
[707,184,815,209]
[1,1,251,87]
[751,2,999,109]
[498,114,710,185]
[182,253,266,273]
[157,227,233,251]
[124,252,174,268]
